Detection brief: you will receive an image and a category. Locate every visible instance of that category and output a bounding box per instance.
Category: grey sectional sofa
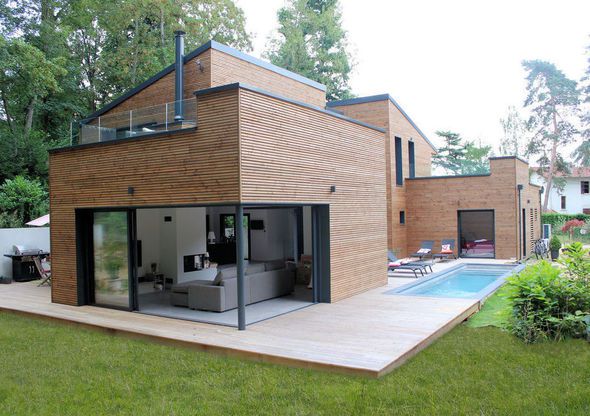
[170,261,295,312]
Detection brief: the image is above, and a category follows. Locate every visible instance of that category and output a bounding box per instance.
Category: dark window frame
[561,195,566,210]
[399,211,405,225]
[408,140,415,178]
[394,137,403,186]
[581,181,589,194]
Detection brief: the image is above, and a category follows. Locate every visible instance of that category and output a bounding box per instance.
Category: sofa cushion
[219,265,237,279]
[264,260,284,272]
[246,263,265,275]
[212,271,224,286]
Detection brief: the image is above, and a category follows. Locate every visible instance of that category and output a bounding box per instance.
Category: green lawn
[1,313,589,415]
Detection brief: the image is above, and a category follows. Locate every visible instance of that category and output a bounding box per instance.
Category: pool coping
[385,262,526,300]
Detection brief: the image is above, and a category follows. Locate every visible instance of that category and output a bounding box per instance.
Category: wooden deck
[0,264,485,378]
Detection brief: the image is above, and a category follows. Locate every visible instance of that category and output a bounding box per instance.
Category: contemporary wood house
[49,33,541,329]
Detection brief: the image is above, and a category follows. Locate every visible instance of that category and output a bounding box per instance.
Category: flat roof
[327,94,437,152]
[85,40,327,121]
[195,83,386,133]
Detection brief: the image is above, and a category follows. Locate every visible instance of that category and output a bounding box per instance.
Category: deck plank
[0,263,489,377]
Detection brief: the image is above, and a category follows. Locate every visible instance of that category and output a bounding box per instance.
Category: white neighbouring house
[531,167,590,214]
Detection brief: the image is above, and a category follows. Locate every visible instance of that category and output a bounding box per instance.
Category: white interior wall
[136,209,161,277]
[249,208,293,261]
[0,227,50,278]
[136,207,208,284]
[175,207,208,283]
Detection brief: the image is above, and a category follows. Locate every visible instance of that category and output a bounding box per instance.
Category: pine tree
[265,0,353,100]
[522,60,580,210]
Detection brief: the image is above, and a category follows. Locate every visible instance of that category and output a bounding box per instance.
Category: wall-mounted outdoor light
[128,186,135,195]
[330,185,336,193]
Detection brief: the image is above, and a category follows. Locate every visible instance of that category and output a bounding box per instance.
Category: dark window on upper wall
[395,137,403,185]
[581,181,589,194]
[561,195,566,210]
[408,141,416,178]
[399,211,405,224]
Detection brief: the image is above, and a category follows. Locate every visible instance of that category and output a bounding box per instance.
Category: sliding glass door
[458,210,495,258]
[92,211,133,308]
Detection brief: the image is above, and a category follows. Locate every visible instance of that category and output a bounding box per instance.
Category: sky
[236,0,590,150]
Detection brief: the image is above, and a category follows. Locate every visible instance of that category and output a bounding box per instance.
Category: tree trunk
[159,6,167,65]
[543,112,559,211]
[24,97,36,141]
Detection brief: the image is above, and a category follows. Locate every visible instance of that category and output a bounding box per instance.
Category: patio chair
[432,239,457,261]
[33,256,51,287]
[387,250,429,278]
[410,240,435,260]
[533,238,549,260]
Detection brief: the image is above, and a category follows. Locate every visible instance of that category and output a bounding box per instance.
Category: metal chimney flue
[174,30,186,121]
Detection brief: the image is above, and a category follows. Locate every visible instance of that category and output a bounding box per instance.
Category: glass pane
[93,211,129,308]
[459,211,495,258]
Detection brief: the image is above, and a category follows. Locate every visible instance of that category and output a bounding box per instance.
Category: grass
[1,313,589,415]
[466,284,513,329]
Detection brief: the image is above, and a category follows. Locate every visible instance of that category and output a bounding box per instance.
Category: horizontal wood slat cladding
[238,89,387,302]
[49,90,240,305]
[212,49,326,108]
[93,49,212,119]
[405,158,541,260]
[329,100,435,257]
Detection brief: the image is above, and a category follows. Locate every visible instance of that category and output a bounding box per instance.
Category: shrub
[549,235,561,252]
[561,219,586,240]
[559,242,590,284]
[507,261,590,343]
[542,213,590,227]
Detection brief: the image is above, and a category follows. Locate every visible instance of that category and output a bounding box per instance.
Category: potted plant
[549,235,562,261]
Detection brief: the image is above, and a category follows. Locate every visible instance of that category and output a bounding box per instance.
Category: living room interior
[134,205,314,326]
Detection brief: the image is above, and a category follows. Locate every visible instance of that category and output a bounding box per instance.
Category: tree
[432,131,466,174]
[0,36,67,182]
[522,60,580,211]
[462,141,493,174]
[432,131,492,175]
[97,0,252,102]
[576,40,590,167]
[265,0,353,100]
[499,106,528,157]
[0,176,48,227]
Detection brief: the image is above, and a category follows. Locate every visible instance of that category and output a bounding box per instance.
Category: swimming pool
[386,263,524,299]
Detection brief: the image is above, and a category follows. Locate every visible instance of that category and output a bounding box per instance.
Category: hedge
[542,213,590,227]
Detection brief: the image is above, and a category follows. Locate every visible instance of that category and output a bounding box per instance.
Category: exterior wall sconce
[195,59,204,72]
[330,185,336,193]
[127,186,135,195]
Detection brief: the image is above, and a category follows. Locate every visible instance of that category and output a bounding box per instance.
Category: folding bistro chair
[33,256,52,287]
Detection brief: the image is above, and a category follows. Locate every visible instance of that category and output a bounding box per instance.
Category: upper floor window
[561,195,566,210]
[399,210,406,225]
[395,137,403,186]
[581,181,589,194]
[408,141,415,178]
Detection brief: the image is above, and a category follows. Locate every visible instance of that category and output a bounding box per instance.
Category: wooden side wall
[211,49,326,108]
[405,158,541,259]
[238,89,387,302]
[516,159,542,256]
[329,100,435,256]
[49,90,240,305]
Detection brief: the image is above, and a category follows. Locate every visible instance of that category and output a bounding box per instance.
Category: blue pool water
[388,264,522,299]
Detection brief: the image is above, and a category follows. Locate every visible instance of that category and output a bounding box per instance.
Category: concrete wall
[0,227,50,278]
